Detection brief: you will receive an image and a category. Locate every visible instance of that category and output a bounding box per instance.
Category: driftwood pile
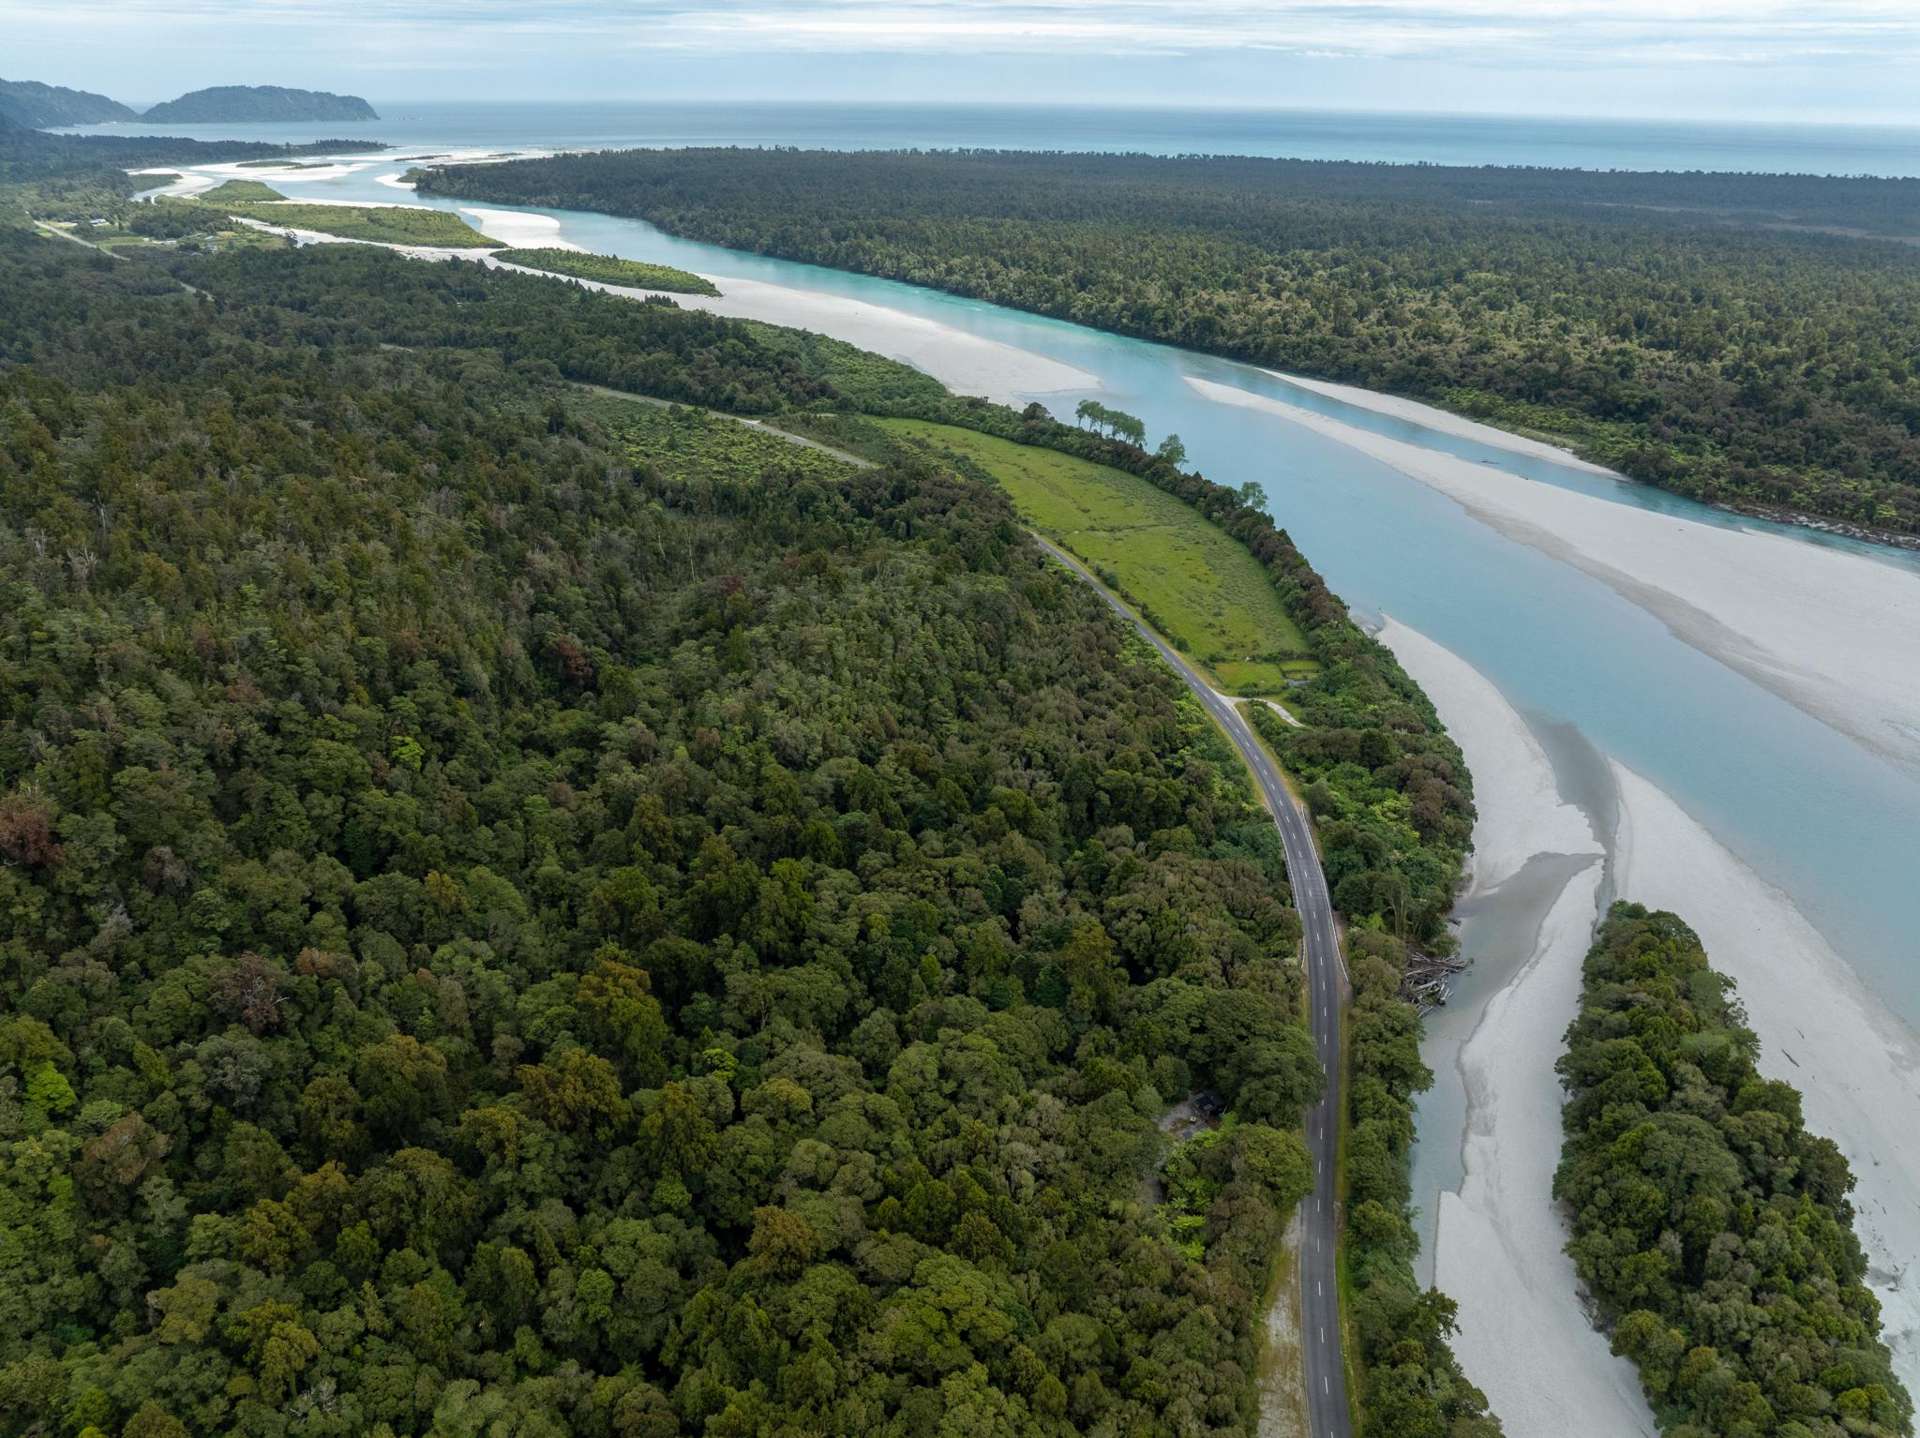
[1401,950,1469,1013]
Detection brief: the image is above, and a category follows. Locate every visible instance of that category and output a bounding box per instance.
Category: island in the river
[143,85,379,123]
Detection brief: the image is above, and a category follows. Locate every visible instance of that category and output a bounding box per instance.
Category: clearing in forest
[878,417,1317,693]
[578,394,859,486]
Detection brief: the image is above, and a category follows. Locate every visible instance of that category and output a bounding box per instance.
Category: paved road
[1031,533,1353,1438]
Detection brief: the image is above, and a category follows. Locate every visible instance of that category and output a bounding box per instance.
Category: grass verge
[877,417,1317,693]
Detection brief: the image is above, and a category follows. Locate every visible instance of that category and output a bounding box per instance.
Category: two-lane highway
[1033,534,1353,1438]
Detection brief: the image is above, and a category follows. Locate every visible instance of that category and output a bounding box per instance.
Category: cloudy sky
[9,0,1920,122]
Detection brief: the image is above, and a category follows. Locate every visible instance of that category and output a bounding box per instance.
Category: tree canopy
[420,146,1920,538]
[0,225,1333,1438]
[1558,905,1911,1438]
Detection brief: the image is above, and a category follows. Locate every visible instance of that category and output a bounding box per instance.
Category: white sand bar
[1381,620,1654,1437]
[458,208,584,251]
[1437,864,1660,1438]
[1383,620,1596,895]
[482,262,1096,404]
[1610,761,1920,1388]
[1261,369,1617,475]
[1189,377,1920,774]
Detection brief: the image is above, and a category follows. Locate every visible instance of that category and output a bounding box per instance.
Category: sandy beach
[1381,620,1654,1438]
[1189,375,1920,774]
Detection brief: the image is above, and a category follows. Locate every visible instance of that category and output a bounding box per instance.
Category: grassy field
[199,179,286,203]
[223,201,504,248]
[496,246,718,295]
[878,418,1315,691]
[576,393,856,486]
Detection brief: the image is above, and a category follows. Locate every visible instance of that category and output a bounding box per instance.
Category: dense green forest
[0,221,1344,1436]
[495,248,720,296]
[0,78,138,128]
[0,122,1506,1433]
[772,403,1492,1436]
[1557,905,1911,1438]
[419,147,1920,536]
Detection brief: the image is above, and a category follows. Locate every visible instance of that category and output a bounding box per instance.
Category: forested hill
[143,85,379,122]
[0,225,1338,1436]
[0,78,137,129]
[419,147,1920,538]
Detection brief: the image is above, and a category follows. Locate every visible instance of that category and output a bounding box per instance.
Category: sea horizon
[55,99,1920,178]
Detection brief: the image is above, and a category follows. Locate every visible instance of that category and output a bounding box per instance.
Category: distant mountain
[0,77,139,128]
[143,85,378,123]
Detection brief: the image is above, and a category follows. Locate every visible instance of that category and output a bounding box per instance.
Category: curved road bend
[1031,534,1353,1438]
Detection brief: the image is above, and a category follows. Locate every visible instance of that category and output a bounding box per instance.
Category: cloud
[7,0,1920,65]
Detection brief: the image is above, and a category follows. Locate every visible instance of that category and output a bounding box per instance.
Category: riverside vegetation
[493,248,719,296]
[418,147,1920,538]
[1,131,1491,1438]
[0,129,382,234]
[1558,906,1912,1438]
[866,418,1317,693]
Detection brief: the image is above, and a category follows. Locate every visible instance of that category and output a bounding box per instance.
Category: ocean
[56,99,1920,177]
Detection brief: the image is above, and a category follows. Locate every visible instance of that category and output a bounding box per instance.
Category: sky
[7,0,1920,124]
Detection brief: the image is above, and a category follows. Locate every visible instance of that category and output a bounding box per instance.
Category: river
[145,120,1920,1427]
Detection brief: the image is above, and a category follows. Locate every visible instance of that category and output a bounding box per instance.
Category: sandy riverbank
[1261,369,1617,476]
[480,261,1096,403]
[1189,376,1920,775]
[457,207,584,251]
[1380,620,1653,1438]
[1383,612,1920,1410]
